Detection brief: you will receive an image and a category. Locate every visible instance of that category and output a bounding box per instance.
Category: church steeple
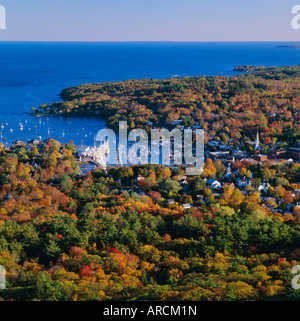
[227,163,231,175]
[254,131,260,150]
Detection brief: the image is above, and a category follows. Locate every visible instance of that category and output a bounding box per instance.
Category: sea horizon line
[1,40,300,43]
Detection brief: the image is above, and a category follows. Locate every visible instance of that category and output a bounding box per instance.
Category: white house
[257,182,270,193]
[236,177,252,188]
[206,179,222,189]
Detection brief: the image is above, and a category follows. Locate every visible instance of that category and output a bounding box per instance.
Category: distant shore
[276,45,300,49]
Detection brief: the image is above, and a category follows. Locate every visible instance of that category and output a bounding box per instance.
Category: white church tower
[227,163,231,175]
[254,131,260,150]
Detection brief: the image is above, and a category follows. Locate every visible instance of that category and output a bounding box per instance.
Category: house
[183,204,192,209]
[258,183,269,193]
[167,199,175,205]
[76,145,90,160]
[170,120,183,126]
[236,177,252,188]
[257,180,270,193]
[28,138,42,146]
[207,141,219,148]
[294,190,300,202]
[267,149,286,159]
[232,149,247,159]
[219,143,230,151]
[135,175,145,184]
[180,176,188,185]
[253,154,268,162]
[206,179,222,189]
[11,139,27,148]
[208,151,230,160]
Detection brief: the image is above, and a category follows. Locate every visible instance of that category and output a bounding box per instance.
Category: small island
[233,65,269,72]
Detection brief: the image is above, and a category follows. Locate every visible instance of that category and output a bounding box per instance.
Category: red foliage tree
[80,265,92,277]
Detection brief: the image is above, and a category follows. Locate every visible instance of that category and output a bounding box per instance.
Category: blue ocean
[0,41,300,146]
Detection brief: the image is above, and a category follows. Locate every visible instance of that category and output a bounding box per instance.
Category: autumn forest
[1,65,300,301]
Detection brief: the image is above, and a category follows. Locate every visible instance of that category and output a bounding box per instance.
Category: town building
[253,154,268,162]
[286,147,300,161]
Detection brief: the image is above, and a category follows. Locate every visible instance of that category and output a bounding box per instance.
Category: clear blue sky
[0,0,299,41]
